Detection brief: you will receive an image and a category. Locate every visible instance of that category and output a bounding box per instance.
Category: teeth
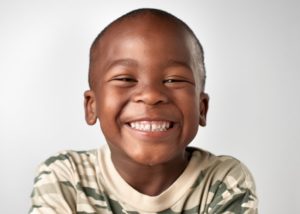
[129,121,171,132]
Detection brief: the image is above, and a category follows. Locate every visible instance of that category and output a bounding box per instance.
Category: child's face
[85,17,208,166]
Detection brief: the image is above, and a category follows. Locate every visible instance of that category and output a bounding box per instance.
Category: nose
[132,84,169,105]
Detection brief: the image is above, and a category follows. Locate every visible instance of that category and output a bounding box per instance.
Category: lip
[125,117,175,123]
[125,124,177,139]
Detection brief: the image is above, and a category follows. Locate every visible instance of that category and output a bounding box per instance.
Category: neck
[111,150,191,196]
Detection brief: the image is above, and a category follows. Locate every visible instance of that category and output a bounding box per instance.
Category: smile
[128,121,173,132]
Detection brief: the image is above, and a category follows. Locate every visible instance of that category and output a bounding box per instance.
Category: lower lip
[124,124,178,140]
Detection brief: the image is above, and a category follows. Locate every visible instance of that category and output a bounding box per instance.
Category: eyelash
[113,77,137,82]
[111,76,191,85]
[163,79,187,84]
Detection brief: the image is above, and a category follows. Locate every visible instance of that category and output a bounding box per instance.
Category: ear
[199,92,209,127]
[84,90,97,125]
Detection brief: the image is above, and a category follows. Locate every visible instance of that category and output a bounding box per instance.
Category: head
[89,9,206,91]
[84,8,209,166]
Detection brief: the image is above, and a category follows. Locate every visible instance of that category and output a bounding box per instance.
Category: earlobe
[84,90,97,125]
[199,92,209,127]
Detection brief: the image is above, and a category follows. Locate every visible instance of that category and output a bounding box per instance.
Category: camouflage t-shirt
[29,145,258,214]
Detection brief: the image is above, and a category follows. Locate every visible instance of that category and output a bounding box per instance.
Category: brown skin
[84,15,209,196]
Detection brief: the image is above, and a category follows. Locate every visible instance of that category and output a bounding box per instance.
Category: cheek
[99,94,116,111]
[96,87,128,121]
[96,88,137,146]
[175,88,200,115]
[95,88,128,144]
[183,99,199,127]
[176,90,200,141]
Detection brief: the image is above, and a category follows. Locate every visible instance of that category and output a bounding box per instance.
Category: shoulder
[38,149,98,174]
[30,147,104,213]
[188,147,255,185]
[44,149,98,167]
[187,147,258,213]
[33,148,102,189]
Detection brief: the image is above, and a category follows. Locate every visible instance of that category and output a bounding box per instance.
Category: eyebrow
[106,59,138,71]
[105,58,192,72]
[164,59,192,71]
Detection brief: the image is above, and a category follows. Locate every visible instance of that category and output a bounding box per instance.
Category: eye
[163,76,195,89]
[113,77,137,82]
[110,74,137,82]
[109,75,137,87]
[164,79,184,83]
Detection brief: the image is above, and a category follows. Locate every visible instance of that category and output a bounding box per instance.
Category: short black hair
[88,8,206,90]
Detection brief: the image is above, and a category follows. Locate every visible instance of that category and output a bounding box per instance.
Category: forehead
[101,14,189,45]
[94,15,195,65]
[106,14,186,38]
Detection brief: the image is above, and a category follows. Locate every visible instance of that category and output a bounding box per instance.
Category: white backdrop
[0,0,299,213]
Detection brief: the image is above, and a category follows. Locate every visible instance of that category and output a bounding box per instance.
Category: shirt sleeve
[207,160,258,214]
[29,153,77,214]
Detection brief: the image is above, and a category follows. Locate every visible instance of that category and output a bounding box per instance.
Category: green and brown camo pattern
[29,148,258,214]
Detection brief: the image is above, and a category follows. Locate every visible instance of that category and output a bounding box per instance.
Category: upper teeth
[129,121,171,132]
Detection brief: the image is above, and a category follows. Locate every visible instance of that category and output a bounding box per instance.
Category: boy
[30,8,258,214]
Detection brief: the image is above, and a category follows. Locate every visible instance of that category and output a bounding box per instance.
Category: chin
[126,146,179,167]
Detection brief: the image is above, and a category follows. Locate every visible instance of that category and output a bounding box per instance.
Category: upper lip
[121,108,177,124]
[123,114,176,124]
[126,117,175,123]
